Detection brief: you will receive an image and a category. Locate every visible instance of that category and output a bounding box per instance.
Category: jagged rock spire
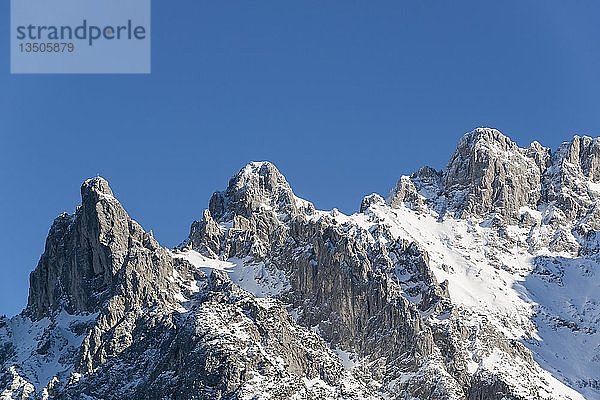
[27,178,129,319]
[27,177,173,321]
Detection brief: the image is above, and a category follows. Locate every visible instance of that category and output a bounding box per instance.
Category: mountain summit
[2,129,600,399]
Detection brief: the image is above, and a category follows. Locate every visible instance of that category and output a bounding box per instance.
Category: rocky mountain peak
[186,161,316,258]
[387,128,600,225]
[27,177,124,319]
[444,128,521,187]
[525,140,551,173]
[231,161,289,192]
[27,176,174,322]
[560,135,600,181]
[387,128,545,221]
[455,127,516,153]
[440,128,541,220]
[82,176,114,198]
[540,135,600,219]
[208,161,314,222]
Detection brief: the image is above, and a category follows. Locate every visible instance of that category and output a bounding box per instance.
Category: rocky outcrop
[542,135,600,219]
[441,128,543,221]
[60,271,372,400]
[389,129,600,226]
[388,166,442,212]
[21,177,181,377]
[206,161,315,223]
[27,178,176,322]
[388,176,426,211]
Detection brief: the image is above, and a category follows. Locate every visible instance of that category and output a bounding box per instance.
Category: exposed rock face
[25,178,181,374]
[27,178,125,319]
[60,271,371,400]
[208,161,314,222]
[440,128,543,221]
[542,135,600,219]
[388,176,426,211]
[2,130,600,400]
[389,128,600,226]
[186,162,315,260]
[388,167,442,212]
[27,178,176,321]
[180,162,559,399]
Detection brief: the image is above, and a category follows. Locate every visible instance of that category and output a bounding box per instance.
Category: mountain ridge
[2,128,600,399]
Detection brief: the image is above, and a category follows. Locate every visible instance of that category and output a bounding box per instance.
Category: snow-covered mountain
[2,128,600,399]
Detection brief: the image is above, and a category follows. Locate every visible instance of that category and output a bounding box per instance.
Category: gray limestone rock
[441,128,542,222]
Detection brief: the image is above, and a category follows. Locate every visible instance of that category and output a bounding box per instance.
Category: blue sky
[2,1,600,316]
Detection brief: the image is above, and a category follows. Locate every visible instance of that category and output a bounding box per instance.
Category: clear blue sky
[2,1,600,316]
